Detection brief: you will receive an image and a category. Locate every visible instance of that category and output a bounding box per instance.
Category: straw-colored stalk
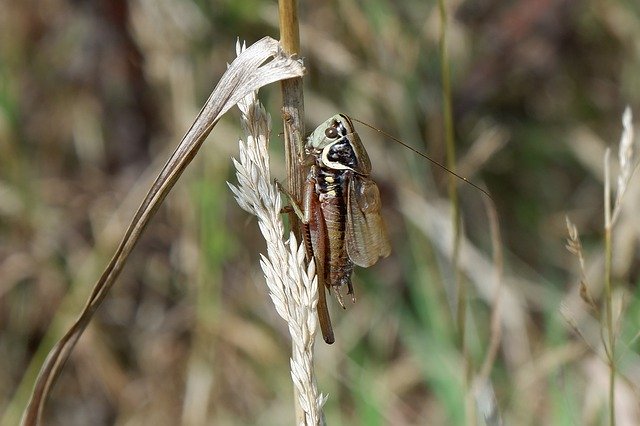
[567,107,635,426]
[603,107,634,426]
[437,0,470,422]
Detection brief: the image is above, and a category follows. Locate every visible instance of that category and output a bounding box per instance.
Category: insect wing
[345,175,391,267]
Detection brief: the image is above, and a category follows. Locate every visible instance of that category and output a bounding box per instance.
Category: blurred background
[2,0,640,424]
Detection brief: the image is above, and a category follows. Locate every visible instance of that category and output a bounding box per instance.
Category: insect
[283,114,491,344]
[285,114,391,344]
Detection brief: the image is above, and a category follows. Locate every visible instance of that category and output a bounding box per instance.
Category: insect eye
[325,127,339,139]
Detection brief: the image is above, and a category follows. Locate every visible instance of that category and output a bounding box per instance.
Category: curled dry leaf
[22,37,304,426]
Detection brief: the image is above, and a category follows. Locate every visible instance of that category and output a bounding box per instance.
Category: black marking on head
[327,138,357,169]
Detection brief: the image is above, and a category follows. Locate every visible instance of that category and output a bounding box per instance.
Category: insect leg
[274,180,306,221]
[277,178,335,344]
[305,179,335,344]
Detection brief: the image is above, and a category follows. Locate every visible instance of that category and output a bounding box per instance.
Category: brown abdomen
[317,168,354,292]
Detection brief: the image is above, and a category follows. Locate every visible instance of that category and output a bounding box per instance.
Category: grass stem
[279,0,305,243]
[278,1,308,423]
[438,0,471,422]
[604,148,615,426]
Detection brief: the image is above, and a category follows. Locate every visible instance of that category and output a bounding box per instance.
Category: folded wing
[346,175,391,267]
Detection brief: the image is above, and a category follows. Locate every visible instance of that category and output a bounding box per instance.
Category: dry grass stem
[474,194,504,425]
[228,91,325,425]
[567,107,637,426]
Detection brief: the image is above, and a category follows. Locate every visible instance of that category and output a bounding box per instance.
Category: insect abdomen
[316,167,354,292]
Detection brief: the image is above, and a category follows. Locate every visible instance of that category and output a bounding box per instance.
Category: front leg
[275,179,307,223]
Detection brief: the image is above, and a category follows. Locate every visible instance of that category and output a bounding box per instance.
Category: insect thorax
[312,166,347,202]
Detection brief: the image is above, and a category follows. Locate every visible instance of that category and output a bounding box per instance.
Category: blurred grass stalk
[603,107,634,426]
[438,0,471,422]
[604,148,616,426]
[568,107,635,426]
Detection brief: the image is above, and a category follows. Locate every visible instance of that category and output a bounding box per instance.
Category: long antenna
[348,116,493,201]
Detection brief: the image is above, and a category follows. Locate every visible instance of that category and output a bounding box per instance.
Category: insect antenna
[348,116,493,201]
